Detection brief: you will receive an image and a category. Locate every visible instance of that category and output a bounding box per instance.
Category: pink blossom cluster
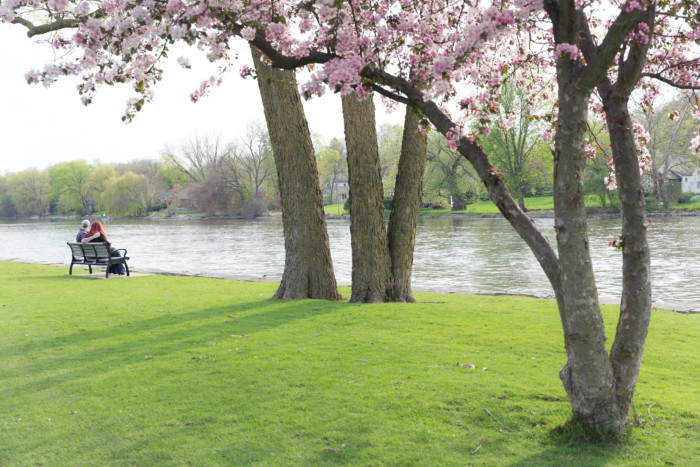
[47,0,69,13]
[554,43,582,61]
[189,75,221,105]
[691,133,700,156]
[445,126,464,151]
[632,123,652,174]
[541,128,556,143]
[625,25,651,46]
[624,0,644,12]
[585,145,597,161]
[239,65,254,79]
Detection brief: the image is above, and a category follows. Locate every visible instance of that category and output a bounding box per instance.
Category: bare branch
[641,73,700,90]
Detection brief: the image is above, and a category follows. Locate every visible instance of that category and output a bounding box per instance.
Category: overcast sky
[0,24,403,175]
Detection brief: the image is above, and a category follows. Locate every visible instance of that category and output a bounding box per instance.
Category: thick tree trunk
[341,92,392,303]
[387,107,428,302]
[554,72,619,431]
[451,193,466,211]
[251,47,341,300]
[599,85,652,427]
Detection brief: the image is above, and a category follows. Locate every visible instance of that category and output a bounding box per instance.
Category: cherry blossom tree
[3,0,699,436]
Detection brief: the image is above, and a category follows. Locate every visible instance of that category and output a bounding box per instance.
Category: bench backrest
[67,242,111,261]
[68,242,86,260]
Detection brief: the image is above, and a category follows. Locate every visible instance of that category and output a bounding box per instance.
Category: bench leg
[69,261,74,275]
[125,262,130,277]
[89,265,93,274]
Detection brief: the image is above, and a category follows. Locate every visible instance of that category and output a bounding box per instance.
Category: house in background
[681,169,700,194]
[331,178,350,203]
[176,186,197,209]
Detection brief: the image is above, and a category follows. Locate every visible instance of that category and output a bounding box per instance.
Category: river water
[0,216,697,304]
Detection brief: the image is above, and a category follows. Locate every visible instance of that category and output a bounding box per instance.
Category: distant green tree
[114,159,168,211]
[584,122,617,210]
[377,123,403,195]
[101,172,150,216]
[316,139,347,204]
[157,154,191,189]
[424,132,479,210]
[0,177,18,218]
[48,160,96,215]
[89,164,118,213]
[6,169,50,216]
[480,85,551,211]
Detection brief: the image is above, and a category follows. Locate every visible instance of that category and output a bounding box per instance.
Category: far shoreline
[2,208,700,222]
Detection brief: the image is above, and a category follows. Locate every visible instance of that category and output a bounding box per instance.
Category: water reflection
[0,216,697,304]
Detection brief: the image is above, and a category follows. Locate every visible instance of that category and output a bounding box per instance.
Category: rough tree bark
[656,173,670,208]
[341,92,393,302]
[251,46,341,300]
[600,85,652,423]
[553,76,618,430]
[387,107,428,302]
[592,4,654,429]
[341,94,428,303]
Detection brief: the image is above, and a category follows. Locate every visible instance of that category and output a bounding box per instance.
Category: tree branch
[579,2,646,89]
[641,73,700,90]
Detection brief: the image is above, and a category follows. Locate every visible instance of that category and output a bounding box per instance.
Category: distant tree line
[0,159,171,218]
[2,95,696,219]
[0,123,278,218]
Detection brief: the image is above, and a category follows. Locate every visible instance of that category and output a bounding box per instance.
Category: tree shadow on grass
[0,296,353,400]
[508,428,623,466]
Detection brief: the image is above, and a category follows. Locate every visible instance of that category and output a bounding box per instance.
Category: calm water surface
[0,216,697,304]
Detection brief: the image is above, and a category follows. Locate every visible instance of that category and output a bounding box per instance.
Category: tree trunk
[657,175,670,208]
[387,107,428,302]
[606,189,616,209]
[251,46,341,300]
[341,92,392,303]
[451,193,466,211]
[554,66,619,431]
[599,84,652,430]
[518,195,526,212]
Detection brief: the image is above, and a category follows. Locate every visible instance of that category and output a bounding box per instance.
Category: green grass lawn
[677,199,700,212]
[329,195,699,218]
[1,261,697,465]
[324,203,347,215]
[420,196,555,216]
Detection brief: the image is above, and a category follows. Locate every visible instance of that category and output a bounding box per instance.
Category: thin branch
[647,401,656,422]
[587,122,611,159]
[370,83,410,105]
[641,73,700,90]
[484,408,511,431]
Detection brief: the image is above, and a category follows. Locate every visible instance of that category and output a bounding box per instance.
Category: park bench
[67,242,130,278]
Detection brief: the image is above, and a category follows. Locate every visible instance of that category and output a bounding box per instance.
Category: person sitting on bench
[76,219,92,243]
[86,221,126,275]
